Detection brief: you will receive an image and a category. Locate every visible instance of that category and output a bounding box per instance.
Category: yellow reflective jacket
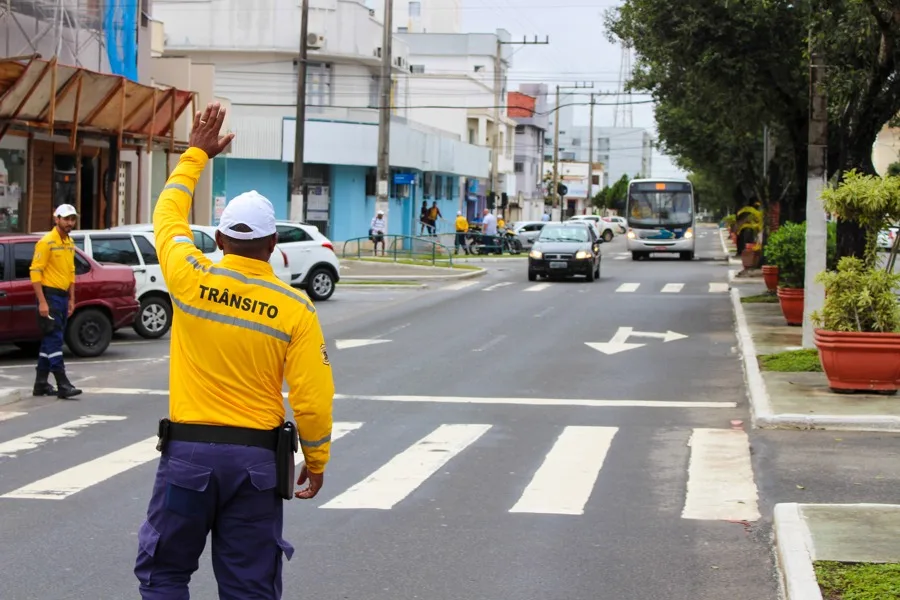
[154,147,335,473]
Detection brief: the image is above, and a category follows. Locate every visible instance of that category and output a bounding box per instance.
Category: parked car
[566,215,615,242]
[274,220,341,301]
[0,234,140,357]
[603,215,628,234]
[527,221,603,282]
[508,221,548,249]
[69,224,291,340]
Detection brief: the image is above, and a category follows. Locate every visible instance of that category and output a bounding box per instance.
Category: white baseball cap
[54,204,77,218]
[216,190,277,240]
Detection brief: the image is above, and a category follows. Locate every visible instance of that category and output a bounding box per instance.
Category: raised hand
[189,102,235,158]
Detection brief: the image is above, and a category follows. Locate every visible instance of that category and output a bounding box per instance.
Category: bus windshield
[628,187,693,228]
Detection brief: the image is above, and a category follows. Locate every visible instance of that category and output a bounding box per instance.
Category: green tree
[605,0,900,261]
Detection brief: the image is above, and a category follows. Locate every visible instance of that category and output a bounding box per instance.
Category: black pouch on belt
[275,421,298,500]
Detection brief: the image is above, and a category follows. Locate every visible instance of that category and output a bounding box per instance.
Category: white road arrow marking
[585,327,689,355]
[335,339,392,350]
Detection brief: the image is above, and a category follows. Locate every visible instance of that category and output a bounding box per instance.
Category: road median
[339,258,486,282]
[774,502,900,600]
[730,279,900,432]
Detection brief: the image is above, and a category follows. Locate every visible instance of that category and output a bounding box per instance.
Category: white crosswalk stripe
[474,281,732,294]
[0,415,759,521]
[442,280,479,291]
[0,412,26,423]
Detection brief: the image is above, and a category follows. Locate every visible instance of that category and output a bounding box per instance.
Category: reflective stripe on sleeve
[170,296,291,343]
[185,255,315,313]
[300,433,331,448]
[164,182,194,197]
[172,235,193,244]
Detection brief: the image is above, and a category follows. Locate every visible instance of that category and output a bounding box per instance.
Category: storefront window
[0,137,27,233]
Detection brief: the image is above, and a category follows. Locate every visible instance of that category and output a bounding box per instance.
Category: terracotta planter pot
[814,328,900,393]
[741,247,760,269]
[762,265,779,292]
[776,287,804,326]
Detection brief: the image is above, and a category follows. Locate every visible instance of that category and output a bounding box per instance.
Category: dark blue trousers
[38,291,68,372]
[134,441,295,600]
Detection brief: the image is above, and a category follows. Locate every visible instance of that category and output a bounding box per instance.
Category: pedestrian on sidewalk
[454,210,470,255]
[134,102,335,600]
[370,210,387,256]
[481,208,500,254]
[28,203,82,399]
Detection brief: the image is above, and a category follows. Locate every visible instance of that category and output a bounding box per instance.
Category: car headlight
[575,250,591,259]
[684,228,694,239]
[529,249,542,259]
[626,230,636,239]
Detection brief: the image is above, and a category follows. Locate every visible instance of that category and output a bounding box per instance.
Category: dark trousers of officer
[38,287,69,372]
[134,440,295,600]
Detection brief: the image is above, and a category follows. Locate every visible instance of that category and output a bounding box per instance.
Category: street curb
[0,387,23,408]
[338,283,427,289]
[341,267,485,282]
[731,287,774,429]
[773,503,823,600]
[730,287,900,431]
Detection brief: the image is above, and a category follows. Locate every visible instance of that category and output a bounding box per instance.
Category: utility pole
[290,0,310,222]
[551,85,560,220]
[552,82,592,220]
[802,45,828,348]
[491,35,548,217]
[375,0,394,220]
[586,93,595,213]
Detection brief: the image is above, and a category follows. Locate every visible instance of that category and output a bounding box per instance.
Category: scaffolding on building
[0,0,106,69]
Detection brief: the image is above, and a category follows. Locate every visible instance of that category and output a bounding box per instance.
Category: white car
[66,225,291,340]
[274,220,341,301]
[566,215,615,242]
[603,216,627,234]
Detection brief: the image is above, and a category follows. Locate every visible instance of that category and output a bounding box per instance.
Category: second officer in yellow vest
[133,102,334,600]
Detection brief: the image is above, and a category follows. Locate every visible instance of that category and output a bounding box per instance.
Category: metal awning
[0,55,195,150]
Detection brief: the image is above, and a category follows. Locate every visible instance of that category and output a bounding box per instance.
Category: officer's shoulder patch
[320,343,330,366]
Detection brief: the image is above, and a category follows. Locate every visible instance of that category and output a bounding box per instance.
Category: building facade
[371,0,462,34]
[397,29,516,224]
[544,161,606,218]
[0,0,188,232]
[509,84,549,222]
[153,0,487,241]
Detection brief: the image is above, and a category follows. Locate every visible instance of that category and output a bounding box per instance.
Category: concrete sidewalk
[729,272,900,432]
[339,258,486,281]
[774,503,900,599]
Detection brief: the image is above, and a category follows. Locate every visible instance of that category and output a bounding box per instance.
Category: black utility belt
[156,418,299,500]
[43,286,68,298]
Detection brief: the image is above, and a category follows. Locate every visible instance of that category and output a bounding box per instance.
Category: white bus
[625,178,696,261]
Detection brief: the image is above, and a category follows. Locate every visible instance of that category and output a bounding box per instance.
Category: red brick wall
[507,92,536,118]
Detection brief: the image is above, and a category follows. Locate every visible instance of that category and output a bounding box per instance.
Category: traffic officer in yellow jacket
[29,203,82,399]
[134,102,334,600]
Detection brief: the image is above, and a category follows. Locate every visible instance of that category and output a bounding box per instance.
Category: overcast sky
[457,0,687,179]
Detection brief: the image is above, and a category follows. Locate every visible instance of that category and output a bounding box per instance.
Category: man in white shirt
[481,208,499,254]
[370,210,387,256]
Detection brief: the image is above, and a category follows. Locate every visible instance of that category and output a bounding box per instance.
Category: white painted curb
[731,286,900,432]
[0,387,22,408]
[773,503,823,600]
[341,267,486,281]
[731,287,774,428]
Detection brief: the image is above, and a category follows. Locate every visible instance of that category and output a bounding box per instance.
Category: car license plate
[550,261,567,269]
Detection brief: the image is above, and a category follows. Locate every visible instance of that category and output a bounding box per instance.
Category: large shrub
[763,221,837,288]
[812,256,900,332]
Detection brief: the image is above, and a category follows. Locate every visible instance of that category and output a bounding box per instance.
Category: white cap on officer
[217,190,277,240]
[54,204,77,218]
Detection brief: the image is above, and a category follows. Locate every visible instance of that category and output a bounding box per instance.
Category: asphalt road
[0,224,782,600]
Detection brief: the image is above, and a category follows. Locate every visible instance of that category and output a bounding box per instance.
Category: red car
[0,234,140,357]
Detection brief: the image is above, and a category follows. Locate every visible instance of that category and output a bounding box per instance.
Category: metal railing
[340,234,454,266]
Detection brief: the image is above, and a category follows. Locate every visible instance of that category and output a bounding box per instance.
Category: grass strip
[741,292,779,303]
[815,560,900,599]
[758,348,822,372]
